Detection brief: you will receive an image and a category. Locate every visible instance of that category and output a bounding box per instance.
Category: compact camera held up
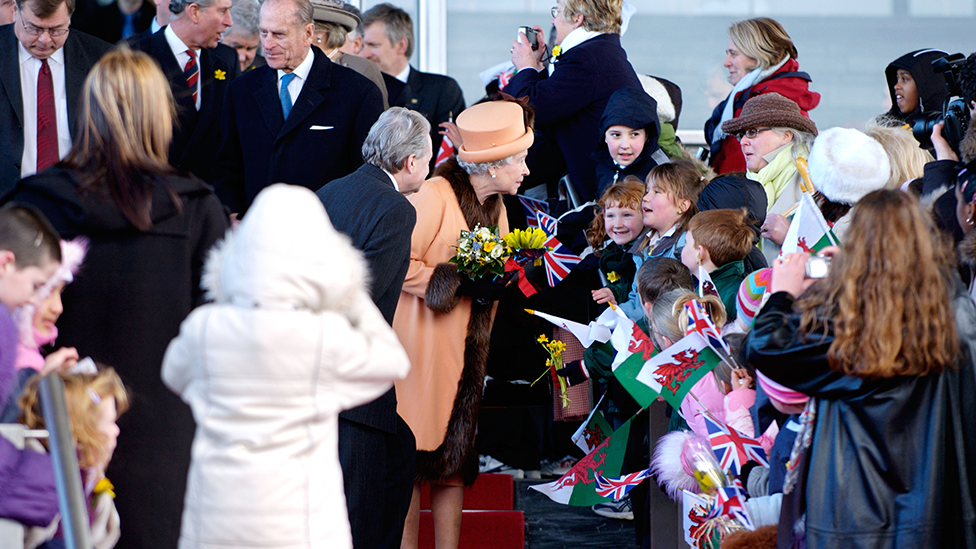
[805,255,831,279]
[913,53,971,155]
[517,26,540,51]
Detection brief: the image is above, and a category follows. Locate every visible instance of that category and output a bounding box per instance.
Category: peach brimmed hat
[456,102,534,164]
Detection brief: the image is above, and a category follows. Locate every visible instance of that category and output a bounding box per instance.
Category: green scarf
[748,143,797,213]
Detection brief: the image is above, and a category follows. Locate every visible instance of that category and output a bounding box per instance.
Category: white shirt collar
[278,47,314,83]
[17,40,65,66]
[557,27,602,55]
[151,17,162,34]
[164,24,197,57]
[395,63,410,83]
[383,168,401,192]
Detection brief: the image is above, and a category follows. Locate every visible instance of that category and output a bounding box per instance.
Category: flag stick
[794,158,814,194]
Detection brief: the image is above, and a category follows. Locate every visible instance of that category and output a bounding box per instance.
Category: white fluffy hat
[808,127,891,205]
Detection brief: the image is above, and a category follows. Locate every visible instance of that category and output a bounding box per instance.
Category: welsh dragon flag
[635,332,720,410]
[531,415,633,506]
[780,192,838,256]
[609,314,660,408]
[571,406,612,454]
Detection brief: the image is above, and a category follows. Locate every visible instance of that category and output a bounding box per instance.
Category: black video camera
[913,53,970,155]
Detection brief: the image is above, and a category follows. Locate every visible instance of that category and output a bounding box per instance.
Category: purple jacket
[0,436,59,527]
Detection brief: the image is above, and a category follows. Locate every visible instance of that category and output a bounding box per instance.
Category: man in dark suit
[317,106,429,549]
[361,3,463,169]
[213,0,382,214]
[0,0,110,197]
[129,0,237,183]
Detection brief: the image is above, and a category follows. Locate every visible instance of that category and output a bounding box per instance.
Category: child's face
[680,230,700,272]
[97,395,120,469]
[642,179,684,233]
[0,258,58,309]
[604,201,644,246]
[605,125,647,167]
[33,282,64,335]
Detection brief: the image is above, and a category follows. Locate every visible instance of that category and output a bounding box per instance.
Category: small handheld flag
[594,468,651,500]
[536,211,581,286]
[702,414,768,476]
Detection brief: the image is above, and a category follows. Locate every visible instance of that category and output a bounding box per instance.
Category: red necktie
[36,58,58,172]
[184,50,199,107]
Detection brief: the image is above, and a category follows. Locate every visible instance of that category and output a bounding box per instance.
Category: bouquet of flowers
[532,334,570,408]
[450,224,511,280]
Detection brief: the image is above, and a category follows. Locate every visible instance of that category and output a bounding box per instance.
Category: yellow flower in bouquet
[503,227,548,250]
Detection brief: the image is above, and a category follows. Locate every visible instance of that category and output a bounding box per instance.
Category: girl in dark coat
[10,48,228,549]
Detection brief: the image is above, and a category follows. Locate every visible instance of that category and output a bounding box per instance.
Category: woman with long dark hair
[746,190,976,548]
[9,47,228,549]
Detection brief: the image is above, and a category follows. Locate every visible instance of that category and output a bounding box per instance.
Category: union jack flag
[703,415,768,475]
[536,211,581,286]
[518,195,549,228]
[706,485,754,529]
[684,299,730,356]
[594,468,651,500]
[434,134,454,167]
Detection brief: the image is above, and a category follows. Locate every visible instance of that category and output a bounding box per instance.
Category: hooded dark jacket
[593,87,669,197]
[885,49,950,125]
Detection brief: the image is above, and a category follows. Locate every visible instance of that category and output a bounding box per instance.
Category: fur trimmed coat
[161,184,410,549]
[393,159,508,485]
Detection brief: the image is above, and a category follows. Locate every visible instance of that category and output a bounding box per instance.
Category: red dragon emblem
[653,348,703,396]
[701,280,718,297]
[628,323,655,360]
[553,438,609,488]
[583,424,606,450]
[797,236,815,254]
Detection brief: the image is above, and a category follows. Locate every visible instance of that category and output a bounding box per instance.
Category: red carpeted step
[418,510,525,549]
[419,473,514,510]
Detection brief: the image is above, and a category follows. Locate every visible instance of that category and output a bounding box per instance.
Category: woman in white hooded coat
[161,184,411,549]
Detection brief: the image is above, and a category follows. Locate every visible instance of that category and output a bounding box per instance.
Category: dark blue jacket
[504,33,640,202]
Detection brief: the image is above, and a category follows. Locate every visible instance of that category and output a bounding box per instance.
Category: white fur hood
[201,184,367,312]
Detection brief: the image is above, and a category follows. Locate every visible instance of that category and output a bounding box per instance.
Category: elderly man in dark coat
[212,0,382,213]
[317,106,430,549]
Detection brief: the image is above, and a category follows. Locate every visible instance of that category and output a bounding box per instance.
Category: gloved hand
[456,275,505,305]
[555,360,589,386]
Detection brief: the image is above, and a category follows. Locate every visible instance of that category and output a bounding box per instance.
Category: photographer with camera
[919,52,976,245]
[504,0,641,203]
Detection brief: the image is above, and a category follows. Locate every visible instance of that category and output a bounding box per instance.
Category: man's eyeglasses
[734,127,773,141]
[21,20,70,37]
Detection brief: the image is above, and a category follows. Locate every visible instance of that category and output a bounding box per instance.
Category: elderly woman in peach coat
[393,100,534,549]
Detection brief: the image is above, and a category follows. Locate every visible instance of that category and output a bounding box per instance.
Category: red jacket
[705,59,821,175]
